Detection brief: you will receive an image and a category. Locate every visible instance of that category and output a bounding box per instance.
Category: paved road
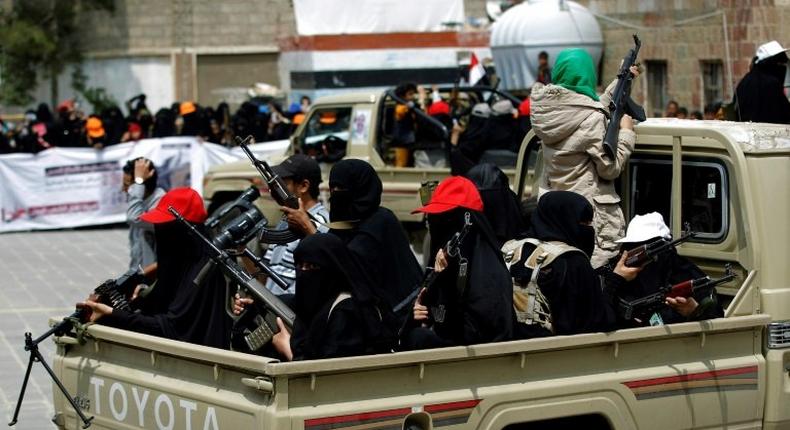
[0,227,128,429]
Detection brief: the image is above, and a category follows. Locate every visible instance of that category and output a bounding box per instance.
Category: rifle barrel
[167,206,296,329]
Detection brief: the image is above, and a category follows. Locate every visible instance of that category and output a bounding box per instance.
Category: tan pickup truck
[49,119,790,429]
[202,87,531,226]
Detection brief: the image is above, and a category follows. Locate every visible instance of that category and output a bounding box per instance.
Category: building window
[646,60,668,117]
[701,60,724,106]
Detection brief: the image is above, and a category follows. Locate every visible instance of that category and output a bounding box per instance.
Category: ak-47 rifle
[236,135,323,245]
[237,135,298,209]
[624,225,697,268]
[618,265,735,321]
[398,212,473,339]
[168,206,295,353]
[603,34,647,158]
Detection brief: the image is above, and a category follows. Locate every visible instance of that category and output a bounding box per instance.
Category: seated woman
[509,191,642,335]
[611,212,724,326]
[268,233,390,361]
[465,163,527,246]
[402,176,519,350]
[80,188,232,349]
[327,159,422,325]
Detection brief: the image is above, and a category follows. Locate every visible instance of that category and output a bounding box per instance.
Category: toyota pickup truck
[48,119,790,429]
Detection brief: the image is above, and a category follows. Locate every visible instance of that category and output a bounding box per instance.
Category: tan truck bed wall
[747,153,790,428]
[53,316,768,429]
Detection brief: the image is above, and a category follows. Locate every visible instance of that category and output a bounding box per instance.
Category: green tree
[0,0,114,107]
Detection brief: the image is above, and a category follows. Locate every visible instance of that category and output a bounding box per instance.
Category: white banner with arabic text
[0,137,288,233]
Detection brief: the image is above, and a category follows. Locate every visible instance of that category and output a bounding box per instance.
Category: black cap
[272,154,322,185]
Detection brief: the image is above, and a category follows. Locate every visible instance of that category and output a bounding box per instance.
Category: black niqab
[415,208,514,346]
[103,221,232,349]
[328,160,421,323]
[734,55,790,124]
[328,159,382,222]
[466,163,526,245]
[291,234,388,359]
[153,108,176,137]
[511,191,620,335]
[530,191,595,257]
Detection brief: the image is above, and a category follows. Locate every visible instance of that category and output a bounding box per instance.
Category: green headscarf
[550,48,600,101]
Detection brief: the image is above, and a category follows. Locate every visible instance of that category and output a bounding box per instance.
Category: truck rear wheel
[502,414,612,430]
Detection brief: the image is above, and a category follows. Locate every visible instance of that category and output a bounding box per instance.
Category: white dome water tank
[491,0,603,90]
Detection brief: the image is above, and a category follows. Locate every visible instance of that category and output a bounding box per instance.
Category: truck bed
[51,314,769,429]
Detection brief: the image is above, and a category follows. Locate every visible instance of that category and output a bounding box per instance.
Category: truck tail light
[767,321,790,349]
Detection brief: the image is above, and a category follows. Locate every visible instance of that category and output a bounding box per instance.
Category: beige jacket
[530,80,636,267]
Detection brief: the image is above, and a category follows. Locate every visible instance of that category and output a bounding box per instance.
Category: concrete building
[577,0,790,116]
[28,0,790,116]
[32,0,489,113]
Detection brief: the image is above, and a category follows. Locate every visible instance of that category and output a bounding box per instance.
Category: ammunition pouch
[503,238,585,333]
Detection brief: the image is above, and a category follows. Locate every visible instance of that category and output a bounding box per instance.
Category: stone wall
[577,0,790,113]
[79,0,483,55]
[79,0,295,55]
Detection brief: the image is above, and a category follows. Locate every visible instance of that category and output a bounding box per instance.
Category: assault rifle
[603,34,647,158]
[236,135,322,245]
[398,212,473,337]
[624,225,697,268]
[168,206,296,352]
[237,135,298,209]
[619,265,735,321]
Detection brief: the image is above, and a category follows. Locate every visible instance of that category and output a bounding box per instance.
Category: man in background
[536,51,552,85]
[122,158,166,270]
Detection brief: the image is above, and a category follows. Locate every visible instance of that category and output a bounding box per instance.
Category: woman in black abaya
[272,234,388,360]
[509,191,641,335]
[327,159,422,324]
[403,176,519,349]
[466,163,527,246]
[80,190,232,349]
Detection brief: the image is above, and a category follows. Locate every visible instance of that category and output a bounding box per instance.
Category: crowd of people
[76,46,733,362]
[0,94,312,154]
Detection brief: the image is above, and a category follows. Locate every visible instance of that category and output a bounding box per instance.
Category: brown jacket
[530,80,636,267]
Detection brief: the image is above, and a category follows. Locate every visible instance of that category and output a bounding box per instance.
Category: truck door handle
[241,377,274,392]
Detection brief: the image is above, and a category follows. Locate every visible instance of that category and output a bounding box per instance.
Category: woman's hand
[666,296,698,317]
[434,248,448,272]
[613,252,643,282]
[620,114,634,131]
[233,293,255,315]
[450,122,465,146]
[78,300,113,322]
[272,317,293,361]
[413,288,429,325]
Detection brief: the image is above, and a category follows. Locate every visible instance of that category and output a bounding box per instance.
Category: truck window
[629,156,729,242]
[299,107,352,162]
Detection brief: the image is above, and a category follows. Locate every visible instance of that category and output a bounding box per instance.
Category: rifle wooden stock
[618,266,734,321]
[624,230,697,267]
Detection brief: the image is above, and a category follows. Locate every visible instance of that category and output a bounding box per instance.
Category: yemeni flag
[468,53,488,86]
